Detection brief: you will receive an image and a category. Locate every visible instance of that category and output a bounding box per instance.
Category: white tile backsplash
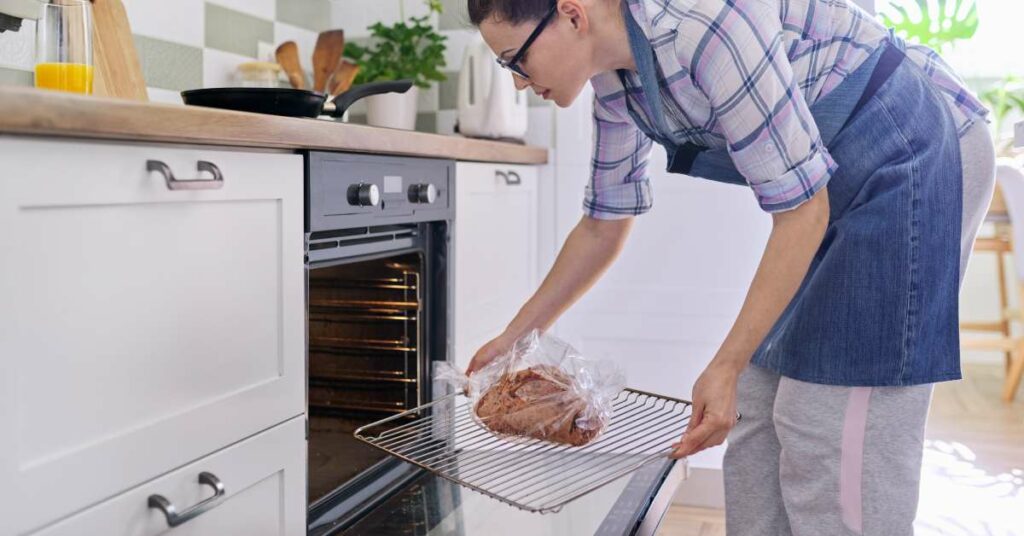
[272,21,319,65]
[417,81,438,112]
[0,19,36,71]
[440,28,477,74]
[330,0,434,38]
[202,48,253,88]
[146,86,185,105]
[436,109,457,135]
[206,0,276,21]
[122,0,205,48]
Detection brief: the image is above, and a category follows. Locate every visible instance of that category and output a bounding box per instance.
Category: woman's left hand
[669,360,741,459]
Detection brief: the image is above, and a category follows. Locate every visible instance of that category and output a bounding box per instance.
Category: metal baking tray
[353,388,693,513]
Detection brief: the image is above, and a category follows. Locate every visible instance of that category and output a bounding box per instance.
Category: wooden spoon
[275,41,305,90]
[327,59,361,98]
[313,30,346,93]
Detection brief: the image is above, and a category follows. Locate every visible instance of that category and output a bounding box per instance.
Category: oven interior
[307,252,427,506]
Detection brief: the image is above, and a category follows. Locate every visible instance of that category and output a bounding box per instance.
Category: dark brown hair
[467,0,554,26]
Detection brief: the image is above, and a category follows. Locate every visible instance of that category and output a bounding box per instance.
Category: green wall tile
[276,0,331,32]
[439,0,472,30]
[206,3,274,58]
[438,71,459,110]
[134,35,203,91]
[415,112,437,133]
[0,66,33,87]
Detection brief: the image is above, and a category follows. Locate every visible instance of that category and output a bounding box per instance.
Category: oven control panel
[307,152,454,232]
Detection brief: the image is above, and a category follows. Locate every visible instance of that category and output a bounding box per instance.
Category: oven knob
[408,183,438,204]
[348,183,380,207]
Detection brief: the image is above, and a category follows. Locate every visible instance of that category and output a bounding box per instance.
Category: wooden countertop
[0,87,548,164]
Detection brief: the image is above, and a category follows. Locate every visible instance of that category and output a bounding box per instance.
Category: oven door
[306,221,453,534]
[333,459,684,536]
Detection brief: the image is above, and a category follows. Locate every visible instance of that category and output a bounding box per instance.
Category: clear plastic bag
[436,330,625,446]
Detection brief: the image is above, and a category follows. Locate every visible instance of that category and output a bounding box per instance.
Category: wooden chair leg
[996,249,1012,372]
[1004,343,1024,403]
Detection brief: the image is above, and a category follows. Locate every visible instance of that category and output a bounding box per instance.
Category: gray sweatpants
[722,120,995,536]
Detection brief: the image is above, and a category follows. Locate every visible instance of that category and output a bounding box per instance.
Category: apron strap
[619,4,707,173]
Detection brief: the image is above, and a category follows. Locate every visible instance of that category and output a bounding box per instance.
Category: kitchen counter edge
[0,87,549,165]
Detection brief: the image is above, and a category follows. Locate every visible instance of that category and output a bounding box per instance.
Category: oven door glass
[308,252,427,505]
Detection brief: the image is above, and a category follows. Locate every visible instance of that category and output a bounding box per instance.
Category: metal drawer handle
[147,160,225,190]
[148,471,226,527]
[496,170,521,186]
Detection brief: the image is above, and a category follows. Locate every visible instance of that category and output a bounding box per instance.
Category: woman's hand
[670,360,741,459]
[465,331,517,376]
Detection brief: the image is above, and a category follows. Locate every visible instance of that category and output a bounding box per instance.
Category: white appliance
[457,35,528,141]
[0,0,38,32]
[0,0,36,20]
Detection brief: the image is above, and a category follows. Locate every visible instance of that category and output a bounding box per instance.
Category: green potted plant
[979,76,1024,156]
[344,0,447,130]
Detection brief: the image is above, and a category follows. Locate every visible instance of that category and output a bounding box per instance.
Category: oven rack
[308,298,419,311]
[309,276,418,291]
[308,336,417,353]
[310,400,408,414]
[353,388,692,514]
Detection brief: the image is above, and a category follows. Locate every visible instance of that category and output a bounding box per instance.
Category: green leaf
[346,1,448,87]
[878,0,979,52]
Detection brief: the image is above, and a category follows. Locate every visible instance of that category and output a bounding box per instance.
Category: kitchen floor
[655,362,1024,536]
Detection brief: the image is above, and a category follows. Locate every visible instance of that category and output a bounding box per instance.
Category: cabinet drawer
[0,138,305,534]
[29,416,307,536]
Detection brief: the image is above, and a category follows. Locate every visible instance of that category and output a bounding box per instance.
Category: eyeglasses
[495,2,559,80]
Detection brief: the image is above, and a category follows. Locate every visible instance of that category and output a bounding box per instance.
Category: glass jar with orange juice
[35,0,94,94]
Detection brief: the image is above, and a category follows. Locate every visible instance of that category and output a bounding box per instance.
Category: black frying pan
[180,80,414,119]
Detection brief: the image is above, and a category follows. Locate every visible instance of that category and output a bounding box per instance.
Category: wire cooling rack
[353,388,693,514]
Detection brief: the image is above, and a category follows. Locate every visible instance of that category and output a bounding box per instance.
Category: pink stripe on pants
[840,387,873,534]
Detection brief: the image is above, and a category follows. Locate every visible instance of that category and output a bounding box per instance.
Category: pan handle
[327,80,415,118]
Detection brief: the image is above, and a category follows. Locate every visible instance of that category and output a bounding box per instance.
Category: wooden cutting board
[91,0,147,101]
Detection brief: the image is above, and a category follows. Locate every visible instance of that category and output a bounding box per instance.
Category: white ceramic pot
[366,86,419,130]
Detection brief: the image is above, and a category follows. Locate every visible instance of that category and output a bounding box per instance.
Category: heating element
[354,388,693,514]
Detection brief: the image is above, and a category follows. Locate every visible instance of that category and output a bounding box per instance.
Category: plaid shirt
[584,0,989,218]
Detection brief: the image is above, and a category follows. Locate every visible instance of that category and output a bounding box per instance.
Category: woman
[464,0,994,533]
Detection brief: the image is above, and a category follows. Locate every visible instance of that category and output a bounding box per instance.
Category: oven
[303,152,684,536]
[304,152,455,534]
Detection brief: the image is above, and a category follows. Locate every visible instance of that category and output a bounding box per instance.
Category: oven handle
[147,471,226,527]
[147,160,225,191]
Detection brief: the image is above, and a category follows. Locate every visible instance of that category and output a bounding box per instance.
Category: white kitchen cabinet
[453,163,540,369]
[0,138,305,535]
[28,416,306,536]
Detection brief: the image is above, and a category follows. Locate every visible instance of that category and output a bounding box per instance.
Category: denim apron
[622,17,963,386]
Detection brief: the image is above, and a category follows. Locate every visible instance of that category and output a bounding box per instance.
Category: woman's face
[478,3,595,108]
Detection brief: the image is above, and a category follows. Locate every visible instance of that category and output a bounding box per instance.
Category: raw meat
[474,365,603,446]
